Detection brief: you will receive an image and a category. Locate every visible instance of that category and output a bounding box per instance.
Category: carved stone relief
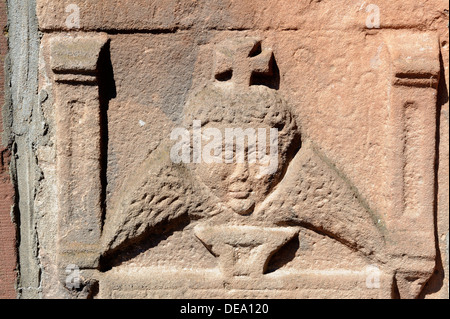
[30,0,448,299]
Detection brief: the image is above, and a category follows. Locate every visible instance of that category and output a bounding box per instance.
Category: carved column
[49,33,108,275]
[384,31,440,298]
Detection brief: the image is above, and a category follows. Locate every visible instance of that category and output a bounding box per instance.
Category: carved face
[191,123,284,215]
[183,84,299,216]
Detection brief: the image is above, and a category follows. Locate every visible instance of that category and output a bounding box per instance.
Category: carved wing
[255,140,387,261]
[101,144,216,255]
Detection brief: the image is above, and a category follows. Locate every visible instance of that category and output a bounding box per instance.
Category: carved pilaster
[384,31,440,298]
[50,33,108,272]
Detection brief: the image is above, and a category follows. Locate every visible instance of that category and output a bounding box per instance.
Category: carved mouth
[229,191,251,199]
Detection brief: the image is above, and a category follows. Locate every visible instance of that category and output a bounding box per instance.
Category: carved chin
[228,198,255,216]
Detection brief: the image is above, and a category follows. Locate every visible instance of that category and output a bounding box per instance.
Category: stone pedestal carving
[194,225,299,278]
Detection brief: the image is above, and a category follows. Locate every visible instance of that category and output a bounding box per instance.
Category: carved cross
[214,37,274,87]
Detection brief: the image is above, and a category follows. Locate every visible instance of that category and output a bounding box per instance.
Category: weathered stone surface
[4,0,448,299]
[36,0,447,32]
[0,0,17,299]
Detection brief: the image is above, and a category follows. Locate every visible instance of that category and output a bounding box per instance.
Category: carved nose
[229,163,249,183]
